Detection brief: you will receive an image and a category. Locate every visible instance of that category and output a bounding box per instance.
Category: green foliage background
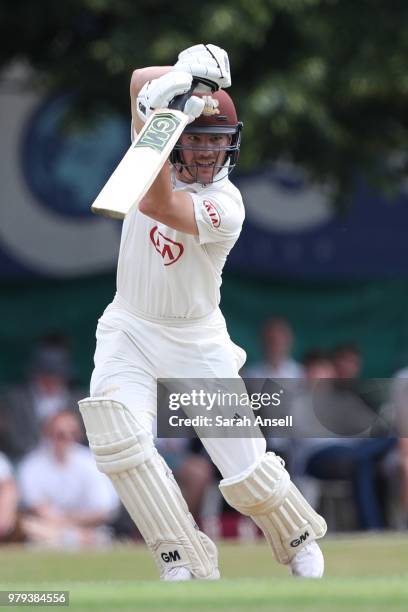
[2,0,408,198]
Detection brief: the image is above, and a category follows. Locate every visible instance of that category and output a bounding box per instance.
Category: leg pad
[219,452,327,564]
[79,397,219,579]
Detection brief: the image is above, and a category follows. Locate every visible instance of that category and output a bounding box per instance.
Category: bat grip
[169,77,218,112]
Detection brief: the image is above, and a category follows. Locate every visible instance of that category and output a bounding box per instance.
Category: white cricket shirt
[114,174,244,319]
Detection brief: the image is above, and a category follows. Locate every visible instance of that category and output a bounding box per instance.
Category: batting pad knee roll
[219,452,327,564]
[79,397,218,580]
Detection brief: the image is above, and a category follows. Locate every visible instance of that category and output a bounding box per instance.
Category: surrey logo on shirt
[150,226,184,265]
[203,200,221,228]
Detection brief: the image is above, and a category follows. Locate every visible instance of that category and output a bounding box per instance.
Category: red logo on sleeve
[150,226,184,266]
[203,200,221,228]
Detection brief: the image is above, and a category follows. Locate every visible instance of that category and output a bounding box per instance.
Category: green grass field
[1,535,407,611]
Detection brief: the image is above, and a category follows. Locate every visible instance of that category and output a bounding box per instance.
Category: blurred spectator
[1,334,85,459]
[292,351,394,530]
[0,452,18,542]
[245,317,303,462]
[18,410,118,548]
[332,342,386,418]
[245,317,303,379]
[0,401,15,458]
[290,350,339,475]
[382,369,408,526]
[332,344,362,379]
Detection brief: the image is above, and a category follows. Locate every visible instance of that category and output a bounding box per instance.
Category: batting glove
[136,71,205,124]
[172,43,231,90]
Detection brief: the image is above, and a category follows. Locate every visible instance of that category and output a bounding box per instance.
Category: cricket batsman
[79,44,326,580]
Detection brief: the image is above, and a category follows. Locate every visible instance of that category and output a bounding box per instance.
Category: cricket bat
[91,81,198,220]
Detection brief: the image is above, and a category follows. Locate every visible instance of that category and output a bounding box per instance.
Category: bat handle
[169,77,218,112]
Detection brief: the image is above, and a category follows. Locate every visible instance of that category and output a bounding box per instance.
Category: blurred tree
[2,0,408,202]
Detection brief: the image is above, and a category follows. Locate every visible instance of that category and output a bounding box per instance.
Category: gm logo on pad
[161,550,181,563]
[290,531,310,547]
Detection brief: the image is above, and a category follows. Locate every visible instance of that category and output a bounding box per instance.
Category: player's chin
[196,165,216,183]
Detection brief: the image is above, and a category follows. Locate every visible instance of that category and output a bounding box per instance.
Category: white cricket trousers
[90,299,266,478]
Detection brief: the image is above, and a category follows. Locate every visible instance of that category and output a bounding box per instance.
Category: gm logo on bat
[134,113,183,153]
